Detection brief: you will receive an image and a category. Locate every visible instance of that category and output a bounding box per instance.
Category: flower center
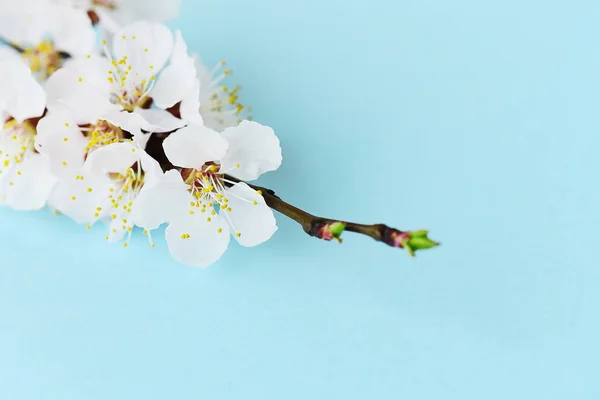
[21,39,62,81]
[179,164,258,240]
[110,166,145,199]
[106,53,155,112]
[183,165,230,213]
[0,119,36,175]
[107,167,144,235]
[203,61,251,126]
[84,164,146,245]
[83,120,124,154]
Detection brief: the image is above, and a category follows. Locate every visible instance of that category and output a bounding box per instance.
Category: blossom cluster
[0,0,282,267]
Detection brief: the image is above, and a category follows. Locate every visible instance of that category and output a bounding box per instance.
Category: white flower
[44,22,195,128]
[35,107,157,179]
[35,104,164,230]
[0,1,96,80]
[135,30,200,129]
[138,120,282,268]
[189,55,250,131]
[49,141,165,246]
[0,59,56,210]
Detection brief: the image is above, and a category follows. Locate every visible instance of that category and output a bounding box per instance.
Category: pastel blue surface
[1,0,599,398]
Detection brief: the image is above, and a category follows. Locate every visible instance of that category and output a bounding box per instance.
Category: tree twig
[224,175,439,255]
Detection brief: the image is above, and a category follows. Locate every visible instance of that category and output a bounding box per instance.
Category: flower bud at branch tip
[382,227,440,256]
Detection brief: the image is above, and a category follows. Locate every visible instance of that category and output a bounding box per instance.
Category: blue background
[1,0,599,398]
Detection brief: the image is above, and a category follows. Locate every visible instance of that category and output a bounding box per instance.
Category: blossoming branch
[0,0,439,268]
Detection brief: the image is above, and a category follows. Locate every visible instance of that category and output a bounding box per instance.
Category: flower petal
[163,124,228,169]
[47,5,95,56]
[0,154,56,211]
[0,46,21,62]
[106,212,133,243]
[94,9,121,35]
[220,121,282,181]
[165,213,230,268]
[169,30,190,65]
[84,142,139,175]
[101,109,158,147]
[60,55,113,93]
[0,3,47,45]
[138,148,164,187]
[151,59,196,109]
[131,169,189,230]
[134,108,186,133]
[45,62,116,124]
[224,182,278,247]
[0,59,45,122]
[179,78,203,125]
[48,172,114,224]
[112,22,173,83]
[151,31,196,109]
[35,111,88,178]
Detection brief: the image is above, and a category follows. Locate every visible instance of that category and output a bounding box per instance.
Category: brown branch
[224,175,439,256]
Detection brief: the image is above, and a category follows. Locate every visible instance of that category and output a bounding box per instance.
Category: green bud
[329,222,346,238]
[403,230,439,256]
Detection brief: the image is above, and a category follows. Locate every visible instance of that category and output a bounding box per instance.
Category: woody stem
[223,175,423,248]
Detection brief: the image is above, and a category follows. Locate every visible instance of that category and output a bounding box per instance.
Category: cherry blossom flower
[35,106,157,179]
[189,55,251,131]
[0,1,96,80]
[0,59,56,210]
[34,103,165,231]
[44,22,194,130]
[135,30,199,129]
[138,120,282,267]
[49,141,165,246]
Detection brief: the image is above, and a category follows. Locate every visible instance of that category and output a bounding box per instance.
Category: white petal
[0,4,47,45]
[101,109,158,146]
[151,59,196,109]
[60,55,113,93]
[134,108,186,132]
[131,169,189,230]
[83,142,139,175]
[35,111,88,178]
[220,121,282,181]
[151,31,196,109]
[47,5,95,56]
[49,172,114,224]
[0,154,56,211]
[0,59,45,122]
[224,182,278,247]
[45,63,116,124]
[94,9,121,35]
[180,78,203,125]
[163,125,228,169]
[165,213,230,268]
[191,54,239,130]
[170,30,189,65]
[138,149,164,187]
[0,46,22,62]
[112,22,173,82]
[106,212,133,243]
